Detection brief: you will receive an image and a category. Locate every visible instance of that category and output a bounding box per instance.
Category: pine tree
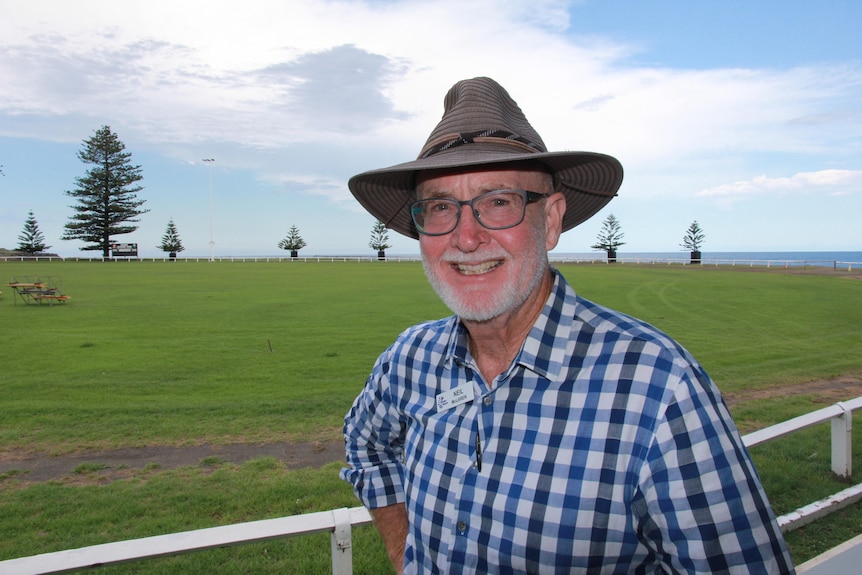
[368,220,392,259]
[681,220,706,264]
[61,125,148,258]
[17,210,51,254]
[681,221,706,252]
[157,219,185,257]
[591,214,625,261]
[277,225,307,257]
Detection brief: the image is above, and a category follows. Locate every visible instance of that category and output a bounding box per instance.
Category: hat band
[418,129,545,160]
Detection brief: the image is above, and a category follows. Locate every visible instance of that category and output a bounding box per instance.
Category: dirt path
[3,372,862,484]
[722,371,862,408]
[0,440,346,484]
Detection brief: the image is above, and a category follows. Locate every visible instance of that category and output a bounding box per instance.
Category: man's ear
[544,192,566,251]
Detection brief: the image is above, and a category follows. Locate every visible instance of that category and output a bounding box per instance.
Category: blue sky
[1,0,860,258]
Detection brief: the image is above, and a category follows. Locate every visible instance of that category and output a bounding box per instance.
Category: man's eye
[428,201,451,212]
[481,194,515,210]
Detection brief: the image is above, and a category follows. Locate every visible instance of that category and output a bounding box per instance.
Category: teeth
[456,261,501,275]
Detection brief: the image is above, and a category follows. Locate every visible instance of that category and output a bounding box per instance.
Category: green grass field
[1,260,450,452]
[1,260,861,571]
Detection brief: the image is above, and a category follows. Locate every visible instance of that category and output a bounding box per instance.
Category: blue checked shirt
[342,270,794,574]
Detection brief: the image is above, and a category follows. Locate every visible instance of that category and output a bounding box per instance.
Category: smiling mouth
[454,260,503,275]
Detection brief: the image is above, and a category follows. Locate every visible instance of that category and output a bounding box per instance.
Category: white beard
[422,226,549,322]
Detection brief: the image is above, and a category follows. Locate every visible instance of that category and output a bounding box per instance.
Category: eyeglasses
[410,189,550,236]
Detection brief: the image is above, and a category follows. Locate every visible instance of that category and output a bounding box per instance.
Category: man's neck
[463,271,554,387]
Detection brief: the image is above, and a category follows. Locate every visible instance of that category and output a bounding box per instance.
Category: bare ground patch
[723,370,862,408]
[0,440,345,484]
[4,371,862,484]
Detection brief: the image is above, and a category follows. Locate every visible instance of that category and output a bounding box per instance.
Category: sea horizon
[223,250,862,268]
[548,251,862,266]
[6,250,862,267]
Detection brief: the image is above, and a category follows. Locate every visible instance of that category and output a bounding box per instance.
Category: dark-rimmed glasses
[410,189,550,236]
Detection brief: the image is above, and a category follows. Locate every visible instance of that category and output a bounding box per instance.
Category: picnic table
[7,276,70,305]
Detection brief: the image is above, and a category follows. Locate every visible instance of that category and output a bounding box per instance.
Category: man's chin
[452,307,501,323]
[440,291,507,322]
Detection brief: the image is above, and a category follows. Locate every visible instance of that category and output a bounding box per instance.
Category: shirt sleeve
[633,362,795,574]
[340,349,407,510]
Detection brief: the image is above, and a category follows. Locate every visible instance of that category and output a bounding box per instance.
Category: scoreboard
[111,243,138,257]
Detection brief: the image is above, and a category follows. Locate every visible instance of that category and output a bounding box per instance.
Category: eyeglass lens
[411,190,531,235]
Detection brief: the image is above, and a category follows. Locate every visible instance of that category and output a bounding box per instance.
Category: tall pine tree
[157,219,185,257]
[591,214,625,252]
[680,221,706,252]
[277,225,307,258]
[591,213,625,262]
[368,220,392,259]
[62,125,147,257]
[17,210,51,254]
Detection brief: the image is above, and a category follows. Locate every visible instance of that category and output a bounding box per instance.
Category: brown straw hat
[348,77,624,239]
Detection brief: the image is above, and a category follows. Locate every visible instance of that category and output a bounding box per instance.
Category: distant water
[548,251,862,268]
[106,251,861,267]
[284,251,862,268]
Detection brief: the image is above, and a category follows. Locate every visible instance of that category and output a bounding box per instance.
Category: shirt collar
[519,269,576,382]
[441,269,576,383]
[443,317,471,369]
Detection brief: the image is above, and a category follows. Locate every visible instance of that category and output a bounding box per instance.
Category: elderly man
[341,77,794,574]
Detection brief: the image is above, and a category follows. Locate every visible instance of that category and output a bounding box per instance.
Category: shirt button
[457,520,467,534]
[483,396,493,406]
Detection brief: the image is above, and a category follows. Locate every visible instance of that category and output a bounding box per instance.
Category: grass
[564,264,862,392]
[1,261,448,452]
[1,260,862,570]
[0,459,390,574]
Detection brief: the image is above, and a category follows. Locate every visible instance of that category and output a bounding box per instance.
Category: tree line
[10,126,394,259]
[11,126,705,260]
[591,213,706,263]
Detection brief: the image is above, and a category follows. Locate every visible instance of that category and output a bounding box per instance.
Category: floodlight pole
[203,158,215,261]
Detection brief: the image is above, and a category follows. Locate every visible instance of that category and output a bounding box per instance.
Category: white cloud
[3,0,859,168]
[697,169,862,199]
[1,0,860,254]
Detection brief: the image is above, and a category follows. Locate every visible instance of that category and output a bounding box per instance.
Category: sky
[1,0,860,258]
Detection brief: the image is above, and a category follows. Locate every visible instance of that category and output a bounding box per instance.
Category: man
[341,77,794,574]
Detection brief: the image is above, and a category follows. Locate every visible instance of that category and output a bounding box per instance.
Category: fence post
[831,401,852,479]
[330,507,354,575]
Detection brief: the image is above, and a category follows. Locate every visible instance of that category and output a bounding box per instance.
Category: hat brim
[348,144,623,239]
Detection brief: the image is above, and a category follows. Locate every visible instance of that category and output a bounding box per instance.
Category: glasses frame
[409,189,550,237]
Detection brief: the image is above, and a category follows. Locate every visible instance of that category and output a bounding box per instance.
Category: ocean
[62,250,858,267]
[547,251,862,268]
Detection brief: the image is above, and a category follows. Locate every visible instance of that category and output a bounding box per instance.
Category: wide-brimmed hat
[348,77,623,239]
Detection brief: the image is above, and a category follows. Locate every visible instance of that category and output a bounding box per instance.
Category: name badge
[436,383,474,412]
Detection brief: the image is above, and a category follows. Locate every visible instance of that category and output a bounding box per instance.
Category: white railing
[3,255,861,270]
[551,257,862,271]
[745,396,862,532]
[2,397,861,575]
[0,255,423,263]
[0,507,374,575]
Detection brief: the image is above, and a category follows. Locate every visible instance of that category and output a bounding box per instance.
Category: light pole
[202,158,215,261]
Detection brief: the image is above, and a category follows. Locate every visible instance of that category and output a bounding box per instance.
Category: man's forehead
[415,163,551,192]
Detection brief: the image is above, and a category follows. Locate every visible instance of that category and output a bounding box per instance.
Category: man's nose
[450,205,488,250]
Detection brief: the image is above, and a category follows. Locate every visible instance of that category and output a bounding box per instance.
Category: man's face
[416,165,564,322]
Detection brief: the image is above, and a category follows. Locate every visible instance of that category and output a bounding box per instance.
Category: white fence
[3,255,862,270]
[0,507,373,575]
[2,397,862,575]
[0,255,422,264]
